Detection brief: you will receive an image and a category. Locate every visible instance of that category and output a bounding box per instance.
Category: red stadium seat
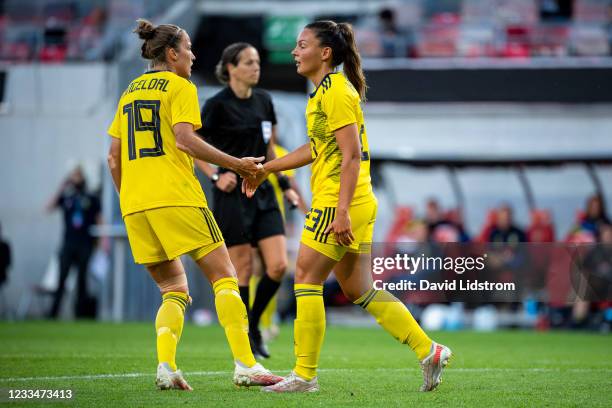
[385,206,414,243]
[502,25,531,58]
[415,14,460,58]
[477,209,497,243]
[527,209,555,242]
[39,44,67,62]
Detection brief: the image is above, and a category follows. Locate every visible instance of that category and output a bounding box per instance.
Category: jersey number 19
[123,99,165,160]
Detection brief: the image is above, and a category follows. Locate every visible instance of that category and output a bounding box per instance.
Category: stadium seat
[385,206,415,243]
[457,24,496,57]
[415,13,460,57]
[530,25,570,57]
[354,28,384,58]
[502,25,532,57]
[39,44,68,62]
[527,209,555,242]
[477,209,498,243]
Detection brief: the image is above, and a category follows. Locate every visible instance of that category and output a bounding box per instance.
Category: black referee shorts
[211,179,285,248]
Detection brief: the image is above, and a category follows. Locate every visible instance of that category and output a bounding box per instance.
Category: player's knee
[234,259,253,284]
[235,256,253,273]
[157,274,189,294]
[266,259,287,281]
[294,264,311,284]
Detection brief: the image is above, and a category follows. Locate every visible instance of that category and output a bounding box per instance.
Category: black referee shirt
[198,87,277,162]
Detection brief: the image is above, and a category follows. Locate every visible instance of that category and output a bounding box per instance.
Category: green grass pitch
[1,321,611,407]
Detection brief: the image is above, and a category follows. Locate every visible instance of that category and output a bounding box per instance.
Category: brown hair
[133,18,183,65]
[215,42,254,84]
[305,20,367,100]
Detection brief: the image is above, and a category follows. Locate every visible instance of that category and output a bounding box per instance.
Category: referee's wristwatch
[210,172,220,184]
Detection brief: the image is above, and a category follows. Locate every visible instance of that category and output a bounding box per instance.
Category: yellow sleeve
[324,81,358,132]
[171,82,202,131]
[107,102,122,139]
[273,145,295,177]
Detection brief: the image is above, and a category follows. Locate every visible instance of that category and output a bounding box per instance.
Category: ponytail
[305,20,367,101]
[337,23,367,101]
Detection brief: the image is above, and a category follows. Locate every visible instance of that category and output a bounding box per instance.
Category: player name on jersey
[123,77,170,96]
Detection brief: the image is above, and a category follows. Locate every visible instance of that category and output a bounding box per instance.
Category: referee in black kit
[196,42,301,358]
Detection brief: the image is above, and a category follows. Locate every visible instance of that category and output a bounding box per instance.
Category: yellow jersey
[306,72,373,208]
[268,144,296,218]
[108,70,207,216]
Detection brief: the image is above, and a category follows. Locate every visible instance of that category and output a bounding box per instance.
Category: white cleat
[419,342,452,392]
[155,362,193,391]
[261,371,319,393]
[233,361,284,387]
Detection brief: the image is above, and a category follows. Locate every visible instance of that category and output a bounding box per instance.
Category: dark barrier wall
[365,68,612,103]
[193,16,306,91]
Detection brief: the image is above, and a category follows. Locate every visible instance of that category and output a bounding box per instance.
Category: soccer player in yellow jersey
[106,19,282,391]
[243,21,452,393]
[250,144,309,343]
[268,144,308,218]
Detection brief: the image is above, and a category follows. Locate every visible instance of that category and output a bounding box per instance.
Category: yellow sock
[249,275,260,309]
[155,291,189,371]
[355,289,432,361]
[261,294,276,330]
[213,277,257,367]
[293,284,325,381]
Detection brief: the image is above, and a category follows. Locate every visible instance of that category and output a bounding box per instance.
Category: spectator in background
[486,205,528,305]
[424,198,443,233]
[425,198,469,243]
[488,204,527,244]
[377,8,408,58]
[0,222,11,290]
[40,17,68,62]
[46,165,101,319]
[580,194,610,239]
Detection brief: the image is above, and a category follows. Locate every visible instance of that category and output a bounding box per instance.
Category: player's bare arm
[174,122,263,178]
[242,142,312,197]
[107,137,122,193]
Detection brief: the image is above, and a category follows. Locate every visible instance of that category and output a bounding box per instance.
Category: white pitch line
[2,367,612,383]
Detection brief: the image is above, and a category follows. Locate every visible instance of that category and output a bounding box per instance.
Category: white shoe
[419,342,452,392]
[261,371,319,393]
[233,361,284,387]
[155,362,193,391]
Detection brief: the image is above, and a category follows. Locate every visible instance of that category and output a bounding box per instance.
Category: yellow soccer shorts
[301,198,377,262]
[124,206,224,265]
